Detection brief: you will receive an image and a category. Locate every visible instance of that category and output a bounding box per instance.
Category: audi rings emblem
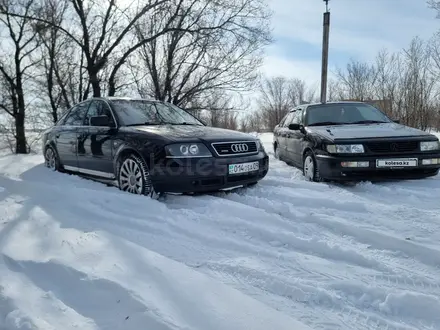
[231,143,249,153]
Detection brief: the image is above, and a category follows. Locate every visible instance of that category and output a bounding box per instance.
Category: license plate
[228,161,259,174]
[376,158,418,168]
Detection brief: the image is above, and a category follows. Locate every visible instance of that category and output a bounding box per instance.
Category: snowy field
[1,132,440,330]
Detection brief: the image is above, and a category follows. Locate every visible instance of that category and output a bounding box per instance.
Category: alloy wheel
[118,155,156,197]
[304,155,315,181]
[119,158,145,194]
[274,146,280,159]
[45,147,56,171]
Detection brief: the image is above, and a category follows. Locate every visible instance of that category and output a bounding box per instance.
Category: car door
[287,108,305,167]
[273,114,288,152]
[278,112,295,158]
[55,102,89,169]
[77,99,117,177]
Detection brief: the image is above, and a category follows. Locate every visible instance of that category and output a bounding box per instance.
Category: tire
[117,153,158,198]
[303,151,323,182]
[274,144,280,160]
[44,146,62,172]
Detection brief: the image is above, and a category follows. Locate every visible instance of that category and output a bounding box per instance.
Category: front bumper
[316,153,440,181]
[150,151,269,193]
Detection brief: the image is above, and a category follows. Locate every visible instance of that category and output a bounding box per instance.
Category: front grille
[211,141,258,156]
[365,141,419,153]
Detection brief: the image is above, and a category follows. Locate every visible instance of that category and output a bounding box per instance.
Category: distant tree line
[3,0,440,153]
[242,2,440,132]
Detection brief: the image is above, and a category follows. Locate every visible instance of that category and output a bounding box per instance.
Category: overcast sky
[261,0,440,87]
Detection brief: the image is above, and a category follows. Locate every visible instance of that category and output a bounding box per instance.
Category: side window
[278,114,289,127]
[85,100,116,127]
[56,108,72,126]
[84,101,99,125]
[97,101,116,127]
[282,112,295,127]
[292,110,304,124]
[64,103,89,126]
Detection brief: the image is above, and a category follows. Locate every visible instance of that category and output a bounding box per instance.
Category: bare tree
[257,76,293,130]
[1,0,186,97]
[0,0,41,153]
[289,78,317,105]
[326,78,346,101]
[399,37,436,129]
[240,109,263,132]
[428,0,440,17]
[32,0,77,123]
[335,59,378,101]
[333,35,440,130]
[129,0,271,112]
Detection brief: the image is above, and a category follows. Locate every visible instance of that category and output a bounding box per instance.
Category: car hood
[126,124,257,143]
[308,123,432,141]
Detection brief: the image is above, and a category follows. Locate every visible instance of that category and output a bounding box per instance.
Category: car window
[154,102,204,125]
[278,113,289,127]
[84,102,98,125]
[292,109,303,125]
[56,108,72,126]
[282,112,296,127]
[111,100,161,126]
[85,100,116,127]
[63,102,89,126]
[305,103,391,126]
[111,99,203,126]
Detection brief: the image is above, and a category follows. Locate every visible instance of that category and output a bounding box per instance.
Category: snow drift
[0,132,439,330]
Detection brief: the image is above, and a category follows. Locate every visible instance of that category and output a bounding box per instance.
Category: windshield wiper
[308,121,347,126]
[169,122,201,126]
[125,122,161,126]
[350,120,388,124]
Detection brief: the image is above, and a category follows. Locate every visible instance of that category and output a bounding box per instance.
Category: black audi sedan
[42,97,269,196]
[273,101,440,182]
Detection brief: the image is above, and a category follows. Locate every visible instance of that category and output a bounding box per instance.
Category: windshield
[111,99,204,126]
[305,103,391,126]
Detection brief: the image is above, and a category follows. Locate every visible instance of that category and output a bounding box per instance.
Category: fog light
[422,158,440,165]
[341,161,369,168]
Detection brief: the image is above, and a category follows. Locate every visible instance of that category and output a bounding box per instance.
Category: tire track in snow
[1,174,405,330]
[191,178,440,329]
[2,150,440,330]
[165,194,387,272]
[198,260,425,330]
[215,183,440,272]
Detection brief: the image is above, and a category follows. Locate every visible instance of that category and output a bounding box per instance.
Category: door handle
[55,134,60,138]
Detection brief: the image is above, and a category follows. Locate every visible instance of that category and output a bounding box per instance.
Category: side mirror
[90,115,110,127]
[288,123,300,130]
[393,119,400,124]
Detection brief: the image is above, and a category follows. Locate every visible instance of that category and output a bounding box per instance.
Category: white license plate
[228,161,259,174]
[376,158,418,168]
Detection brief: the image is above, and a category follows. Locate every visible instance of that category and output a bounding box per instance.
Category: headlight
[420,141,440,151]
[326,144,365,153]
[256,139,265,152]
[165,143,212,158]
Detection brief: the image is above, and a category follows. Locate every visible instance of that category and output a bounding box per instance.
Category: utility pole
[320,0,330,103]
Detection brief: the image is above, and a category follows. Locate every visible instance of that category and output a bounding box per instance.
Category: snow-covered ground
[1,133,440,330]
